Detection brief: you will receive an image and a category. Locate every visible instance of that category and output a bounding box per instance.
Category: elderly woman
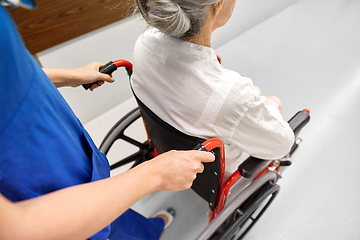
[132,0,295,179]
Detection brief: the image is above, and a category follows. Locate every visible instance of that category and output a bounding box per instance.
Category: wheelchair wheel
[210,182,280,240]
[99,107,154,170]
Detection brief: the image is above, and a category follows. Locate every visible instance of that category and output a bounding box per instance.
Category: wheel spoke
[110,151,143,170]
[122,135,146,149]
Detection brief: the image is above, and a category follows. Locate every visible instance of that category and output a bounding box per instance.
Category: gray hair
[136,0,221,39]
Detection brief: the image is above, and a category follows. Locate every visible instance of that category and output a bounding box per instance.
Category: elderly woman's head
[136,0,236,41]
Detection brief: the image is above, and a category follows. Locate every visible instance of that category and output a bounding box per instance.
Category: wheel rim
[99,107,154,170]
[210,183,280,240]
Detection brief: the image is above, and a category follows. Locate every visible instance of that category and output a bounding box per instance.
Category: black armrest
[288,110,310,138]
[238,110,310,178]
[238,156,266,178]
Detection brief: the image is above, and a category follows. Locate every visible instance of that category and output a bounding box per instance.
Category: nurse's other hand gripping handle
[82,61,117,90]
[82,59,133,90]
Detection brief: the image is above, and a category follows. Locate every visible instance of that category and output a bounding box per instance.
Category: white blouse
[131,28,294,176]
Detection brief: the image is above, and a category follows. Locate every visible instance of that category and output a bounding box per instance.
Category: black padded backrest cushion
[135,95,221,211]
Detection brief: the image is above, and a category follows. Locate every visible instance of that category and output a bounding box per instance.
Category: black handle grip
[193,143,217,158]
[82,61,118,90]
[193,143,208,152]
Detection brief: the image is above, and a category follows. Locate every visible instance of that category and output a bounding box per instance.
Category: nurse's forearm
[43,68,79,88]
[0,150,214,240]
[1,160,160,240]
[0,165,152,239]
[42,62,113,89]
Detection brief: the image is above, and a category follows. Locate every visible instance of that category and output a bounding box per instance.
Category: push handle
[82,61,118,90]
[194,143,209,152]
[193,138,225,178]
[193,138,225,155]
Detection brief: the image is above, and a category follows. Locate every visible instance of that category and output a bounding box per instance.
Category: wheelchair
[95,60,310,240]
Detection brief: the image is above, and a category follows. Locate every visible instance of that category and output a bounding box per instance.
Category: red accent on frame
[210,170,241,222]
[152,148,159,158]
[303,109,310,114]
[209,211,215,221]
[209,160,279,222]
[201,138,226,199]
[113,59,133,74]
[200,138,227,222]
[139,113,158,158]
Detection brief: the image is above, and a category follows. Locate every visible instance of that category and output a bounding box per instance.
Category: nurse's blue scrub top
[0,6,164,240]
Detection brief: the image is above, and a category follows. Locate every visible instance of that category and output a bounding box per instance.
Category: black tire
[99,107,154,170]
[210,182,280,240]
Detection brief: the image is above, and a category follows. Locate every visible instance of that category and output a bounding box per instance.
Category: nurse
[0,1,214,239]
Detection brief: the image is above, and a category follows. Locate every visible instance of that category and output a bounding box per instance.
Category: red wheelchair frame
[97,60,310,239]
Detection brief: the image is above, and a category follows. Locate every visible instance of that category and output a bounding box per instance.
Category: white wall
[37,0,297,124]
[212,0,298,48]
[37,14,147,123]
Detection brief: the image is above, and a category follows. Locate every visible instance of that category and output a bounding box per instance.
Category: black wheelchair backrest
[134,94,222,211]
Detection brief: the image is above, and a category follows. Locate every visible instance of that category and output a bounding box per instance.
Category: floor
[85,0,360,239]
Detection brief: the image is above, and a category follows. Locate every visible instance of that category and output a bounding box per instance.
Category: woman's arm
[43,62,114,91]
[0,150,214,240]
[233,94,295,160]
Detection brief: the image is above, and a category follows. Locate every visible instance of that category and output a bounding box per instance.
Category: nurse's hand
[149,150,215,192]
[72,62,115,91]
[43,62,114,90]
